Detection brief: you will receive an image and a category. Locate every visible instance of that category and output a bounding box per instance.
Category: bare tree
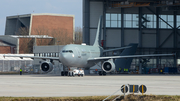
[16,26,75,53]
[74,27,82,44]
[15,27,34,53]
[15,27,29,35]
[32,26,73,45]
[19,38,34,53]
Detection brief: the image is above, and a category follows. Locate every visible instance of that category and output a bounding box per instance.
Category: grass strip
[0,94,180,101]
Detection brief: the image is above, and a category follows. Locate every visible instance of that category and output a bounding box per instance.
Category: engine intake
[41,61,53,73]
[102,60,115,72]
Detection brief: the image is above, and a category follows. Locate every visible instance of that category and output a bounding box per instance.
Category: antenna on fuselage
[93,15,102,47]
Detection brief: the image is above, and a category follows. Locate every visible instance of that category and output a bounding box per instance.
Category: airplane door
[75,47,81,58]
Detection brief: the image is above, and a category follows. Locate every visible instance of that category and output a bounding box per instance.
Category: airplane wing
[88,53,175,61]
[3,55,60,61]
[103,46,131,53]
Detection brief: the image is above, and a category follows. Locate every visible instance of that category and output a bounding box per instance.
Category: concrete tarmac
[0,74,179,97]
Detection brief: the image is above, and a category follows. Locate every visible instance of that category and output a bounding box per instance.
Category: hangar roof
[10,35,53,39]
[6,13,74,19]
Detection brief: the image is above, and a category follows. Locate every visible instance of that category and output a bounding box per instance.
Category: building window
[141,14,174,29]
[52,53,56,57]
[106,13,121,28]
[49,53,52,57]
[42,53,44,57]
[143,14,156,28]
[34,53,39,56]
[124,14,138,28]
[39,53,42,57]
[177,15,180,29]
[56,53,59,57]
[159,15,173,29]
[106,13,139,28]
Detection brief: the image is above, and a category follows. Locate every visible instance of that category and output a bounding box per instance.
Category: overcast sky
[0,0,82,35]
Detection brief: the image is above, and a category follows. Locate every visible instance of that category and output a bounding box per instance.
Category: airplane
[4,16,175,76]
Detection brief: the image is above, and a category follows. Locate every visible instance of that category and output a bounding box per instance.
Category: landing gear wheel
[68,72,71,77]
[65,71,68,76]
[81,74,83,77]
[61,71,64,76]
[72,72,74,77]
[99,71,102,76]
[103,71,106,76]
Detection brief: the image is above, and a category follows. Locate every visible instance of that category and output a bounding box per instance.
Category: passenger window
[52,53,55,57]
[69,50,73,53]
[56,53,59,57]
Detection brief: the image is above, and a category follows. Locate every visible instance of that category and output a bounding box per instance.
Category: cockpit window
[62,50,73,53]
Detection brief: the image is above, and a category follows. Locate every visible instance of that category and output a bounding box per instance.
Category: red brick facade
[31,15,74,45]
[0,46,12,54]
[19,38,54,54]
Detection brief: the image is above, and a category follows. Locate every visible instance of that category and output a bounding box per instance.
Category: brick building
[0,13,74,54]
[0,40,15,54]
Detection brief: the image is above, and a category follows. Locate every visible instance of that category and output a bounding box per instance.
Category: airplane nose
[60,54,68,62]
[60,53,74,66]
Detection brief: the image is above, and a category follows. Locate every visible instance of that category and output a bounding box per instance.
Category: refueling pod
[102,60,115,72]
[41,61,53,73]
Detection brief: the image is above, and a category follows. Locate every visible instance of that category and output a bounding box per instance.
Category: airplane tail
[93,15,102,47]
[115,43,138,72]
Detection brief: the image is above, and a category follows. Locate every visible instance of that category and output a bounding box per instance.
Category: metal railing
[103,84,129,101]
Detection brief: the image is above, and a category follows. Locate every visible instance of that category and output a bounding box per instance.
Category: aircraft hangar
[83,0,180,73]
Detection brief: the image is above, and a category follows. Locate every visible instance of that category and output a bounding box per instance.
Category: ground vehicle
[68,69,84,77]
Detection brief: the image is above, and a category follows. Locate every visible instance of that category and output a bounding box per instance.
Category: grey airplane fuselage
[59,44,103,68]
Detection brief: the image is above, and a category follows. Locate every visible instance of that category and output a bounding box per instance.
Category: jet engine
[41,61,53,73]
[102,60,115,72]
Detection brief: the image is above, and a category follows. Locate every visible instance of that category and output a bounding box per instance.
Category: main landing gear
[98,71,106,76]
[61,71,68,76]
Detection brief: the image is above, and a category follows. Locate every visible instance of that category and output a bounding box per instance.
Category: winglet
[93,15,102,47]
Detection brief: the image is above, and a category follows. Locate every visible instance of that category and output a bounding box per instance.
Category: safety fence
[0,60,32,72]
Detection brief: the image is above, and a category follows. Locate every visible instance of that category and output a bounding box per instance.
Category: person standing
[20,68,22,75]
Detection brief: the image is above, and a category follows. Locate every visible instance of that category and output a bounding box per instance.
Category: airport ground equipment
[68,68,84,77]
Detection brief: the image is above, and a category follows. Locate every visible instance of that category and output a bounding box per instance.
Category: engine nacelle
[102,60,115,72]
[41,61,53,73]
